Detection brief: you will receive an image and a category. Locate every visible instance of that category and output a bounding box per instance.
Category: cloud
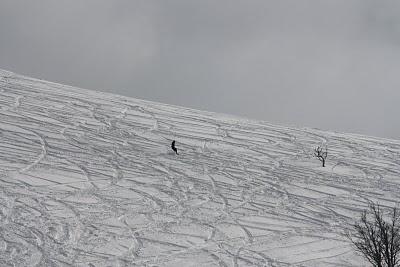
[0,0,399,138]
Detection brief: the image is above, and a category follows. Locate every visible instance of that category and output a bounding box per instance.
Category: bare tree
[314,146,328,167]
[348,203,400,267]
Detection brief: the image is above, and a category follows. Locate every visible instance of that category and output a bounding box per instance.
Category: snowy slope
[0,69,399,267]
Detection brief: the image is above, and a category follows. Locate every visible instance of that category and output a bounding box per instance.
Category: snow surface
[0,69,399,266]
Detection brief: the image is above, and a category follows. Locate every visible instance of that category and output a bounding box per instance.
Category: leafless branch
[348,203,400,267]
[314,146,328,167]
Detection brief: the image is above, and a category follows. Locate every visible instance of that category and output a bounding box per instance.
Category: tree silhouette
[348,203,400,267]
[314,146,328,167]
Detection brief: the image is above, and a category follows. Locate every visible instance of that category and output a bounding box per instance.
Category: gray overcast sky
[1,1,400,139]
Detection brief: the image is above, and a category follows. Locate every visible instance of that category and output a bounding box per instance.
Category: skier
[171,140,178,155]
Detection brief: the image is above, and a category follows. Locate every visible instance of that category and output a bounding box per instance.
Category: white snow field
[0,69,399,267]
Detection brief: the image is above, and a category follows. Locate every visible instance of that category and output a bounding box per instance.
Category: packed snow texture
[0,69,399,267]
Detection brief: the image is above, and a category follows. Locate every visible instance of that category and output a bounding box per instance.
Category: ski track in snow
[1,70,400,266]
